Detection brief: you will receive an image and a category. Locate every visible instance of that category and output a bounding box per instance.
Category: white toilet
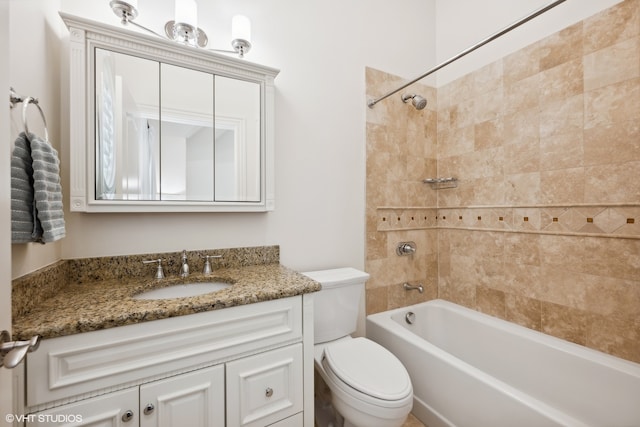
[303,268,413,427]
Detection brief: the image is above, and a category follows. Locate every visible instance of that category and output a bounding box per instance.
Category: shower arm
[366,0,567,108]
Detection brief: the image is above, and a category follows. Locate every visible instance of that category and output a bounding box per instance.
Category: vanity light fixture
[230,14,252,58]
[109,0,252,57]
[165,0,205,48]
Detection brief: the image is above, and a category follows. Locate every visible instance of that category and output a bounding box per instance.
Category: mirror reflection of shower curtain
[97,53,116,199]
[138,120,158,199]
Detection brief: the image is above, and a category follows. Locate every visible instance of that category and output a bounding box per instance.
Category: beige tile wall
[365,0,640,363]
[365,68,439,314]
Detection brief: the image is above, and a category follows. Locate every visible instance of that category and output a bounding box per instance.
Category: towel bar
[9,87,49,141]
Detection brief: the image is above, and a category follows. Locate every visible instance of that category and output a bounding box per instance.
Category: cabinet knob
[265,387,273,397]
[144,403,155,415]
[122,410,134,422]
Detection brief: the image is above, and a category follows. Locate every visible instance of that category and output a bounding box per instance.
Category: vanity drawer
[26,296,302,408]
[226,343,303,427]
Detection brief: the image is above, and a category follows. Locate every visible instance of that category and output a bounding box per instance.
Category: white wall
[9,0,64,278]
[38,0,436,274]
[435,0,624,85]
[1,1,13,423]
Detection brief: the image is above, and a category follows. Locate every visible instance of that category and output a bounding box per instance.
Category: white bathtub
[366,299,640,427]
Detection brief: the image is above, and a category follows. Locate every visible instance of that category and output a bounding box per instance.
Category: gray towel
[11,133,36,243]
[30,133,65,243]
[10,132,66,244]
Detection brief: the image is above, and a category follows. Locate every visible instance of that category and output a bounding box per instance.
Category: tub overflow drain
[405,311,415,324]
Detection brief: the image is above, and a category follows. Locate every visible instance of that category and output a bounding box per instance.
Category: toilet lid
[323,337,411,401]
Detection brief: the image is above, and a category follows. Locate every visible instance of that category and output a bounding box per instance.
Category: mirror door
[160,63,214,201]
[95,49,161,201]
[214,76,261,202]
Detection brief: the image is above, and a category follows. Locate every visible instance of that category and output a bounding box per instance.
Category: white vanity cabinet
[21,295,314,427]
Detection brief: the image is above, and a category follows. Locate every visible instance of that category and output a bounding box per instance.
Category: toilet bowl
[303,268,413,427]
[314,337,413,427]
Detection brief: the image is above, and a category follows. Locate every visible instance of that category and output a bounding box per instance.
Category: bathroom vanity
[24,296,310,427]
[11,247,320,427]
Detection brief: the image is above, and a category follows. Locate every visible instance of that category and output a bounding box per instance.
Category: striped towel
[30,133,65,243]
[10,132,66,244]
[11,133,36,243]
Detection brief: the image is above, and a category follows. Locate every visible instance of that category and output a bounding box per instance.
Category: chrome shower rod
[367,0,568,108]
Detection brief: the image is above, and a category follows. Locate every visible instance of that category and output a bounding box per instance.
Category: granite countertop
[13,263,320,341]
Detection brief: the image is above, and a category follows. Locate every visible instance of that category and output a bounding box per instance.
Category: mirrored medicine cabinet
[60,13,279,212]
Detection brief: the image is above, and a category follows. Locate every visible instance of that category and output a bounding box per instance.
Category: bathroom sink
[133,282,231,300]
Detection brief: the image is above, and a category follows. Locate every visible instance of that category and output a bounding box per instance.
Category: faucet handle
[142,259,165,279]
[201,254,222,275]
[396,241,417,256]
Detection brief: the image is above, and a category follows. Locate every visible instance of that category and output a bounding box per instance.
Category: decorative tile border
[376,208,438,231]
[377,205,640,239]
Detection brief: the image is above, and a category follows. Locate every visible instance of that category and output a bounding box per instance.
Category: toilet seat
[322,337,412,407]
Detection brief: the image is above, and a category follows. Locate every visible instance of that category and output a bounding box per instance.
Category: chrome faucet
[179,250,189,278]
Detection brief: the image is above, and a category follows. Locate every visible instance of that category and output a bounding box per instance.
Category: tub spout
[403,282,424,293]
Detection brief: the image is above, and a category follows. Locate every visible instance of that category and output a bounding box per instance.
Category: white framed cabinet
[140,365,225,427]
[19,296,315,427]
[27,365,225,427]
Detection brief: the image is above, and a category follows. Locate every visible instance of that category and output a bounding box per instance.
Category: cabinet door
[227,344,303,427]
[27,388,138,427]
[139,365,224,427]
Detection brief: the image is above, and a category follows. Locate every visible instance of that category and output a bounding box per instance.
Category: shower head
[401,93,427,110]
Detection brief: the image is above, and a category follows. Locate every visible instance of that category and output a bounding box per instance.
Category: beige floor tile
[403,413,427,427]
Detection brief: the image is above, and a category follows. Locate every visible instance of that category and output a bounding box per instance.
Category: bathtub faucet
[403,282,424,293]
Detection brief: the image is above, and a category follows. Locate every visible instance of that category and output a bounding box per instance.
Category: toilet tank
[302,268,370,344]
